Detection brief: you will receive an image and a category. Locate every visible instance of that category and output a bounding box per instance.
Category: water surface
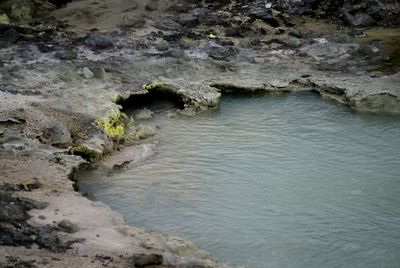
[81,92,400,268]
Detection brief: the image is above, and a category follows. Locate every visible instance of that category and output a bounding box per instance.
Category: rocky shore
[1,0,400,267]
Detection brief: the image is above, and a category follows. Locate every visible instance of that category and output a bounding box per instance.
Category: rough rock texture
[1,0,400,267]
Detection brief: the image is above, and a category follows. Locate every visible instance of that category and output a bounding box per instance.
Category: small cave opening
[118,90,186,114]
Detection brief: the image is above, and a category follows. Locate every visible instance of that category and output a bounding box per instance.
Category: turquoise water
[80,92,400,268]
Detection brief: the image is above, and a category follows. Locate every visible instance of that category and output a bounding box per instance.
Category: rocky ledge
[1,0,400,267]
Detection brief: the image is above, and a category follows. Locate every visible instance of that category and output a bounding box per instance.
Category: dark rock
[83,34,114,50]
[1,27,19,43]
[289,30,303,38]
[35,228,67,252]
[209,46,239,61]
[36,42,56,53]
[128,253,163,267]
[225,26,244,38]
[251,10,280,27]
[54,50,77,60]
[0,223,35,247]
[343,12,376,27]
[57,219,80,233]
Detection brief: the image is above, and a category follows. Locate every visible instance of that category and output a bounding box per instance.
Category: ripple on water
[80,91,400,268]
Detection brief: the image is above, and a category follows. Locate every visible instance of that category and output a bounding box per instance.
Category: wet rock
[82,67,94,79]
[57,219,80,233]
[134,125,156,140]
[128,253,163,267]
[83,34,114,50]
[122,14,146,28]
[103,144,157,172]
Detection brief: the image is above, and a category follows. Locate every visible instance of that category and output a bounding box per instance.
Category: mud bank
[1,0,400,267]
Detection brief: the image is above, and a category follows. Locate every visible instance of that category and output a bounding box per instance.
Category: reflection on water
[80,92,400,268]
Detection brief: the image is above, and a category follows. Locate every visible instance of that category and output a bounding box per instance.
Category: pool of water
[80,92,400,268]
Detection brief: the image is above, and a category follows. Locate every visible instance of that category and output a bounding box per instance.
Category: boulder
[83,34,114,50]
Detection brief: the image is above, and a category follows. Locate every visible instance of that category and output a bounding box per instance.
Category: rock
[122,14,145,28]
[90,67,106,79]
[135,108,154,120]
[37,42,56,53]
[82,67,94,79]
[177,13,198,27]
[54,50,77,61]
[128,253,163,267]
[288,30,303,38]
[251,10,280,27]
[0,10,10,25]
[191,7,209,17]
[134,125,156,139]
[155,39,170,52]
[284,37,303,48]
[103,144,157,171]
[270,79,290,88]
[145,1,159,11]
[343,12,376,27]
[48,122,72,145]
[57,219,80,233]
[84,34,114,50]
[209,46,239,61]
[0,115,24,124]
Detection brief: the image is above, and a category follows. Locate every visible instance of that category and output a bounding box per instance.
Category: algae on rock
[0,11,9,24]
[95,109,133,140]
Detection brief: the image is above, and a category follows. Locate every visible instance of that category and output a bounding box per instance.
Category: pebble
[82,67,94,79]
